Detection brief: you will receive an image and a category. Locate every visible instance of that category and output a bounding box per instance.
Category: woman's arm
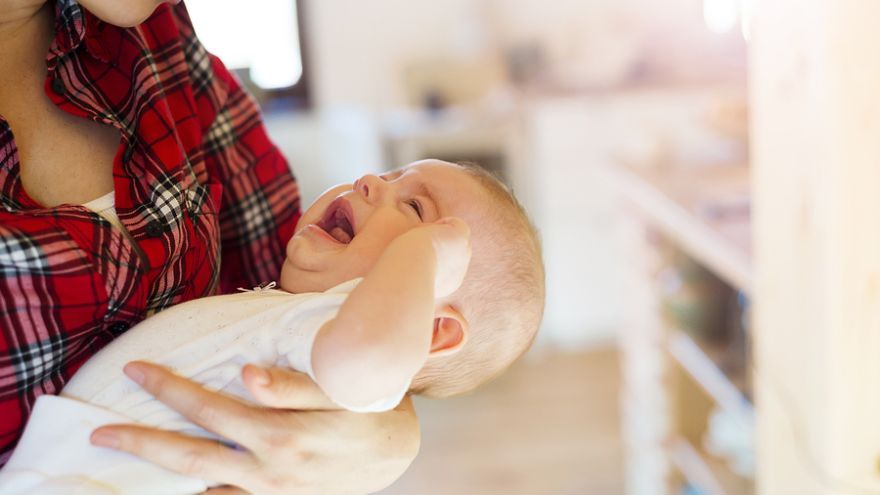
[85,5,417,492]
[310,218,471,410]
[92,362,420,495]
[0,218,121,462]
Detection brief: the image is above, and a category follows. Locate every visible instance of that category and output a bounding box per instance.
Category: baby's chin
[278,259,307,293]
[278,275,296,293]
[278,259,338,294]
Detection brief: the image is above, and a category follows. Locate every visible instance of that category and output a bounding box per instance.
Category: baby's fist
[427,217,472,298]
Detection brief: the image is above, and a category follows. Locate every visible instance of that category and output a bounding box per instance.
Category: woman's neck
[0,0,48,35]
[0,2,54,102]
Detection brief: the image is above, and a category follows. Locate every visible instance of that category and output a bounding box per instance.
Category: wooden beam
[751,1,880,493]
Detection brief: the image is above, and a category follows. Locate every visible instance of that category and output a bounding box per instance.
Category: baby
[0,159,545,494]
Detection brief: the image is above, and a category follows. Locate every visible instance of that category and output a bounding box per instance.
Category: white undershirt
[81,191,123,231]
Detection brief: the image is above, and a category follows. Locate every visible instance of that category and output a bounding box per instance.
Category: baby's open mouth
[318,199,355,244]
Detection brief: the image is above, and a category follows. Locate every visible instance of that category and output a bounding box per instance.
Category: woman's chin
[78,0,166,27]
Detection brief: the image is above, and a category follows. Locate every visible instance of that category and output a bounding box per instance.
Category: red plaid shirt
[0,1,300,461]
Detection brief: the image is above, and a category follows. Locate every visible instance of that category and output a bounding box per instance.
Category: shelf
[667,330,753,424]
[668,437,727,495]
[603,163,752,295]
[668,437,754,495]
[610,159,755,494]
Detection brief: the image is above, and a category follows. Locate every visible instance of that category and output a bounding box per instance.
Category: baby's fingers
[242,365,339,410]
[429,217,472,298]
[433,216,470,238]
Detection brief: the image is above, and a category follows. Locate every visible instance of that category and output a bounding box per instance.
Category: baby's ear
[429,305,468,357]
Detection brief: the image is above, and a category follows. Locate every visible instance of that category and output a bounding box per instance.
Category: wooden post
[751,1,880,493]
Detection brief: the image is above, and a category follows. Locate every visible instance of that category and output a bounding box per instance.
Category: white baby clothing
[0,279,408,494]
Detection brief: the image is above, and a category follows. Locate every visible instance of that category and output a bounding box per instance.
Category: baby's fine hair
[411,162,545,398]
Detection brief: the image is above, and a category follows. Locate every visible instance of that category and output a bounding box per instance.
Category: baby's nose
[355,174,384,201]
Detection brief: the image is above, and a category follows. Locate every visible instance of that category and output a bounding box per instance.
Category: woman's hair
[411,163,545,398]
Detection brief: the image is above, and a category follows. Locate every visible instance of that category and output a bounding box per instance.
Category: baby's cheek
[278,263,296,292]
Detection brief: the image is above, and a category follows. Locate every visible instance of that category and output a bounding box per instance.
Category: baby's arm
[311,218,471,409]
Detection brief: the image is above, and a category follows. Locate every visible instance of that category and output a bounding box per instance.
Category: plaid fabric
[0,1,300,461]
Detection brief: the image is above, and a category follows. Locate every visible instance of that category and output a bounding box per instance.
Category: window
[186,0,310,106]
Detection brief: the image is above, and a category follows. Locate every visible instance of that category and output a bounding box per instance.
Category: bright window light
[186,0,303,89]
[740,0,752,42]
[703,0,740,35]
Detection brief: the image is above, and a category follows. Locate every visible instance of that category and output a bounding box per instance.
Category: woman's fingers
[103,362,419,493]
[242,364,338,410]
[90,424,256,485]
[124,361,269,448]
[93,363,421,494]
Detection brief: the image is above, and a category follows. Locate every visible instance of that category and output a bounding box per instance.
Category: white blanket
[0,279,406,494]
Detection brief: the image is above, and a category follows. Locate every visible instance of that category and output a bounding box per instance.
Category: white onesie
[0,279,408,495]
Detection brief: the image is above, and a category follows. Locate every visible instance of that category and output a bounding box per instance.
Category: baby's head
[281,159,545,397]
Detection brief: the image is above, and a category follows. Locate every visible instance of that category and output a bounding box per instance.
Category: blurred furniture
[522,86,747,351]
[572,83,751,495]
[612,6,880,489]
[380,106,518,181]
[381,54,521,182]
[607,160,754,495]
[401,57,507,110]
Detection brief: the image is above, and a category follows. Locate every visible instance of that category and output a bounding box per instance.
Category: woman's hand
[90,362,420,495]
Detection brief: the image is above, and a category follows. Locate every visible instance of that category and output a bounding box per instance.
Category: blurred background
[187,0,772,494]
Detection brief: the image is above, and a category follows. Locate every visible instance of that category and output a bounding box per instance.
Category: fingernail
[91,430,119,449]
[124,363,145,385]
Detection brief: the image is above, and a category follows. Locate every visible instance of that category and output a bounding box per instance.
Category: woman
[0,0,419,493]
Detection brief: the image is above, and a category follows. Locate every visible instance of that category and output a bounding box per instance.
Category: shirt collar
[48,0,113,66]
[48,0,86,63]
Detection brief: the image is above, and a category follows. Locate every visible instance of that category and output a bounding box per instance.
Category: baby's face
[280,160,489,293]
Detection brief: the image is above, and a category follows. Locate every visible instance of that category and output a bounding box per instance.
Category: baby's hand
[423,217,472,298]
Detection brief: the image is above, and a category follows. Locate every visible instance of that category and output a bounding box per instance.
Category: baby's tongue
[329,227,352,244]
